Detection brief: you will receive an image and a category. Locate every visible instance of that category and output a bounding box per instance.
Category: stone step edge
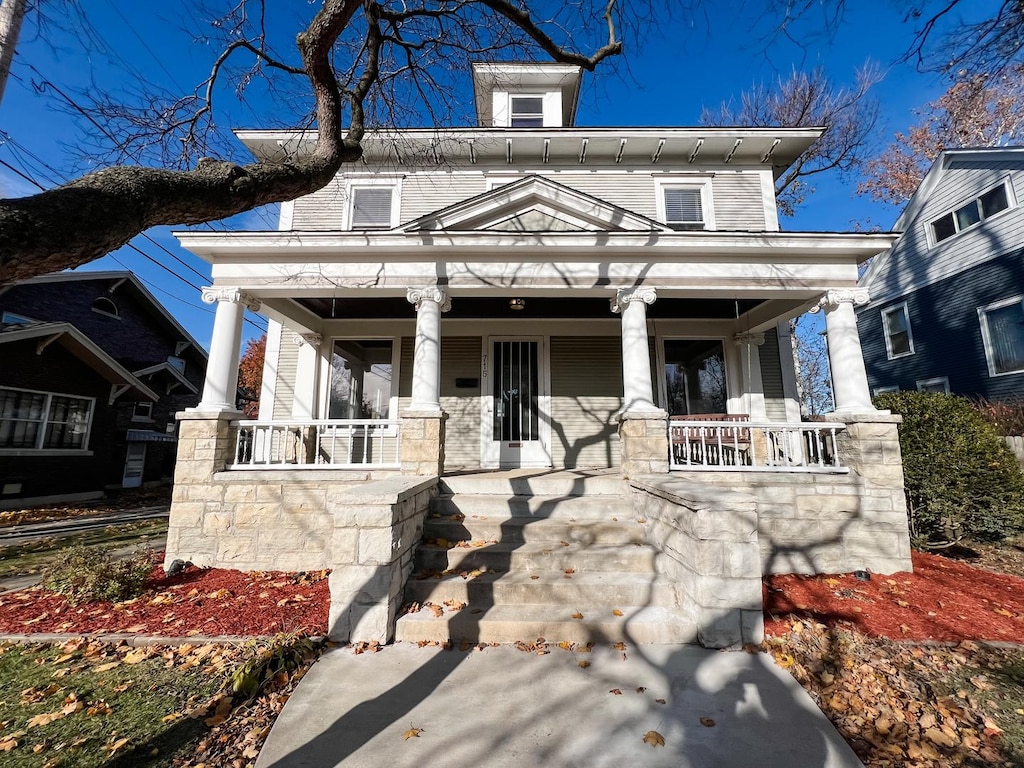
[0,632,326,647]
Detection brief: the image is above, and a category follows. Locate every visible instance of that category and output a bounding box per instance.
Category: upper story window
[916,377,950,394]
[0,386,93,451]
[348,185,397,229]
[656,181,712,231]
[132,401,154,421]
[978,295,1024,376]
[929,181,1011,245]
[509,96,545,127]
[882,303,914,359]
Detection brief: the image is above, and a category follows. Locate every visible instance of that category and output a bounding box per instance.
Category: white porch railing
[669,419,845,472]
[230,420,401,469]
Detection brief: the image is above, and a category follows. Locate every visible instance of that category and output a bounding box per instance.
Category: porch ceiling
[294,296,766,320]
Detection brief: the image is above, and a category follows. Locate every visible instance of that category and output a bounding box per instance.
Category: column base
[400,410,448,476]
[618,409,669,478]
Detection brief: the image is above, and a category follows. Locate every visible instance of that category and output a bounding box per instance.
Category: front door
[482,337,551,468]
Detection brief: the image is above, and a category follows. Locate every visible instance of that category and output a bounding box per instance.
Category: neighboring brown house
[0,271,207,507]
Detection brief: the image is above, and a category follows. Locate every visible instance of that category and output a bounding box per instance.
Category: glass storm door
[484,338,550,467]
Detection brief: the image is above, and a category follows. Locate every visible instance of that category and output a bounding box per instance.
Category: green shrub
[874,391,1024,545]
[41,545,154,604]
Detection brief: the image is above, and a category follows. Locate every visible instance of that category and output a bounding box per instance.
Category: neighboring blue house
[857,147,1024,400]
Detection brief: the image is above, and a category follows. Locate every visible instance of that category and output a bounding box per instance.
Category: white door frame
[481,335,552,468]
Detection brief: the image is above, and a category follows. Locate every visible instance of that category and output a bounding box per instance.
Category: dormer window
[510,96,545,127]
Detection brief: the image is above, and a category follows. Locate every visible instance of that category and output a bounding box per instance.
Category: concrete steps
[395,471,695,645]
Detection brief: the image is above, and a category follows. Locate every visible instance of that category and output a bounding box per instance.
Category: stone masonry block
[358,528,394,566]
[202,512,232,535]
[696,610,742,649]
[224,484,258,503]
[217,538,258,564]
[168,502,204,528]
[256,485,284,502]
[332,528,359,565]
[741,609,765,645]
[282,487,327,514]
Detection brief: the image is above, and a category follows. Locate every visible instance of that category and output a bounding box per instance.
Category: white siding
[290,177,346,230]
[272,333,300,418]
[440,337,483,470]
[401,174,487,222]
[869,161,1024,304]
[713,173,766,231]
[549,336,623,468]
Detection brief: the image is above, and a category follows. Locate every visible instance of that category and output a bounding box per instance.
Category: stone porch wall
[327,476,437,643]
[628,475,763,648]
[684,414,912,576]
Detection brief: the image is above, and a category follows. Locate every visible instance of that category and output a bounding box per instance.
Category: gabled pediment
[404,175,669,233]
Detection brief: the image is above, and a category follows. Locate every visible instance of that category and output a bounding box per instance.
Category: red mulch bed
[764,550,1024,642]
[0,563,329,637]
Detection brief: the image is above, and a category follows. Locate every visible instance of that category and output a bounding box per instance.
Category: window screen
[510,96,544,127]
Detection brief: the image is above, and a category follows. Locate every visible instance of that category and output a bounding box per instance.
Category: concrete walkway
[255,642,863,768]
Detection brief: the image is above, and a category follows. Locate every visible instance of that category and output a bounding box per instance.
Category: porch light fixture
[509,298,526,311]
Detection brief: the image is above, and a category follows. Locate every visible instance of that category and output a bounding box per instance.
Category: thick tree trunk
[0,152,356,283]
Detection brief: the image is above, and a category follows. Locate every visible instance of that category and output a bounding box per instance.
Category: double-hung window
[979,296,1024,376]
[0,387,93,450]
[349,186,395,229]
[930,182,1011,245]
[509,96,544,127]
[881,303,914,359]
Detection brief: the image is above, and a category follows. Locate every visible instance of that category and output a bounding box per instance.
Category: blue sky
[0,1,964,350]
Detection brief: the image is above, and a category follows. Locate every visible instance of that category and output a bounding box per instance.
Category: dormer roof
[471,61,583,127]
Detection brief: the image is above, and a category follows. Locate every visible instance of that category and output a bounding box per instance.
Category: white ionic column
[734,332,768,420]
[612,287,658,412]
[198,287,261,412]
[291,333,323,419]
[407,287,451,412]
[811,289,875,414]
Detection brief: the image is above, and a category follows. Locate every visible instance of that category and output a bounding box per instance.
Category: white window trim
[343,178,402,230]
[131,401,155,422]
[873,385,899,396]
[881,302,915,360]
[916,377,950,394]
[91,297,120,320]
[654,178,715,230]
[926,177,1016,248]
[978,295,1024,377]
[509,94,545,127]
[0,385,95,452]
[322,337,401,432]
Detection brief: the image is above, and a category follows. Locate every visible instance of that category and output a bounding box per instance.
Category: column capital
[611,287,657,314]
[809,288,870,313]
[407,286,451,313]
[201,286,261,312]
[733,332,765,346]
[292,333,323,348]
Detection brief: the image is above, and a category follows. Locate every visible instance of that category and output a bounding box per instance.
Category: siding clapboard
[549,336,623,468]
[440,337,483,469]
[713,174,766,231]
[758,327,787,420]
[272,334,300,418]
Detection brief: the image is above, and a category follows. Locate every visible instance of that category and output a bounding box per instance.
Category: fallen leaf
[636,687,647,693]
[642,730,665,747]
[104,737,129,754]
[571,612,583,620]
[700,717,716,727]
[403,727,422,740]
[656,698,667,705]
[612,609,624,617]
[578,660,591,669]
[609,688,622,695]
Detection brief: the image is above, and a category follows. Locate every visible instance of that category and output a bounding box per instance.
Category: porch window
[0,386,93,450]
[510,96,544,127]
[979,296,1024,376]
[881,303,914,359]
[328,340,394,418]
[349,187,395,229]
[663,340,727,415]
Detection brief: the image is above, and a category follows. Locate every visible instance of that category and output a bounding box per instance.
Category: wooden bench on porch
[670,413,752,467]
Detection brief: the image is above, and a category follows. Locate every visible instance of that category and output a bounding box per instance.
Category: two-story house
[858,147,1024,399]
[0,271,208,506]
[166,62,912,649]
